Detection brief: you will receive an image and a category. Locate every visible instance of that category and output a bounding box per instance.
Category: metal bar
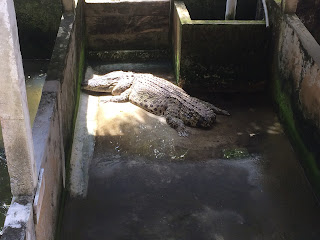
[261,0,270,27]
[225,0,238,20]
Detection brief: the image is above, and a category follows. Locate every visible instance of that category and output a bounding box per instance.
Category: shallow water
[0,60,48,233]
[61,64,320,240]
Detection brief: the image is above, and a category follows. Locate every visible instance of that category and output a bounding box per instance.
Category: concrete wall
[267,0,320,195]
[85,0,170,51]
[1,1,85,239]
[13,0,62,59]
[173,1,270,93]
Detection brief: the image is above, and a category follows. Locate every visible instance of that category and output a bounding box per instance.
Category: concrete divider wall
[173,1,270,93]
[1,1,85,240]
[85,0,170,51]
[267,0,320,195]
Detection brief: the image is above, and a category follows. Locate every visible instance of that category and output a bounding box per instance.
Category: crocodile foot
[178,129,189,137]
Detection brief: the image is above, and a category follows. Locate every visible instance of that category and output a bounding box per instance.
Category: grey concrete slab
[60,64,320,240]
[0,0,37,196]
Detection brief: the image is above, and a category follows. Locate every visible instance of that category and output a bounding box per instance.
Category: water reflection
[0,60,48,234]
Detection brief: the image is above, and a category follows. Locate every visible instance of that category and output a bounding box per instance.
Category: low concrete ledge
[32,90,59,174]
[1,196,35,240]
[46,13,75,83]
[69,93,98,198]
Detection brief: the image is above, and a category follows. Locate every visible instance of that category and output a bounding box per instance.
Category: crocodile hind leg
[100,89,132,103]
[165,102,188,137]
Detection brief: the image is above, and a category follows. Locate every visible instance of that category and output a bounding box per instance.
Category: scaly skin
[82,69,230,136]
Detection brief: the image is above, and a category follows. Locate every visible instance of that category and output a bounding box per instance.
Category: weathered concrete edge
[174,1,191,24]
[32,89,59,175]
[46,13,75,82]
[191,20,266,25]
[1,196,35,240]
[69,93,98,198]
[268,0,320,197]
[285,14,320,65]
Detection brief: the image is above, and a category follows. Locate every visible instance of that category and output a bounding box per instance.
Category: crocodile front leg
[100,89,132,103]
[165,101,188,137]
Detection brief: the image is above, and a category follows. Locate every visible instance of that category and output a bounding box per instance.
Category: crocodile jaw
[82,70,127,93]
[82,78,118,93]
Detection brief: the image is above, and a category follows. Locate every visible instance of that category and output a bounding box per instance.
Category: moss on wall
[272,67,320,195]
[268,0,320,196]
[14,0,62,59]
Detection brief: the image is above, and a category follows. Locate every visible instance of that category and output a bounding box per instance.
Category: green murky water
[0,60,48,234]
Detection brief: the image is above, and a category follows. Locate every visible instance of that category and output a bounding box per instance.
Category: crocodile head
[82,69,129,93]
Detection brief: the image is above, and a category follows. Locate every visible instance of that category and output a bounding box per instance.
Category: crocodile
[82,68,230,136]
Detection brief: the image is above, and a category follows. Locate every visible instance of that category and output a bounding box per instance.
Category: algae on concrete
[222,148,250,159]
[268,0,320,195]
[272,69,320,195]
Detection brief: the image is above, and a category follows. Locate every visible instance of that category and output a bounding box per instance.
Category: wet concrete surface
[60,63,320,240]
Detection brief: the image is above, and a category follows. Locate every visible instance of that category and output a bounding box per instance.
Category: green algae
[272,73,320,195]
[222,148,250,160]
[268,0,320,195]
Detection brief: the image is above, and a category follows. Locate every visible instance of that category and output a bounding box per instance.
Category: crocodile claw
[178,129,189,137]
[221,110,231,116]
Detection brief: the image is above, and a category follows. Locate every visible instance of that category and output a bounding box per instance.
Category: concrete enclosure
[1,0,320,239]
[173,1,270,92]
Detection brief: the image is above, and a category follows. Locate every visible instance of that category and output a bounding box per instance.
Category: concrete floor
[60,63,320,240]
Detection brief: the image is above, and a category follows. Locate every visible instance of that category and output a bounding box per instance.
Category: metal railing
[225,0,270,27]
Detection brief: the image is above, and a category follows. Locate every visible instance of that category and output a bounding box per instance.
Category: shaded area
[14,0,62,58]
[0,148,10,235]
[296,0,320,44]
[184,0,258,20]
[0,60,48,234]
[60,63,320,240]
